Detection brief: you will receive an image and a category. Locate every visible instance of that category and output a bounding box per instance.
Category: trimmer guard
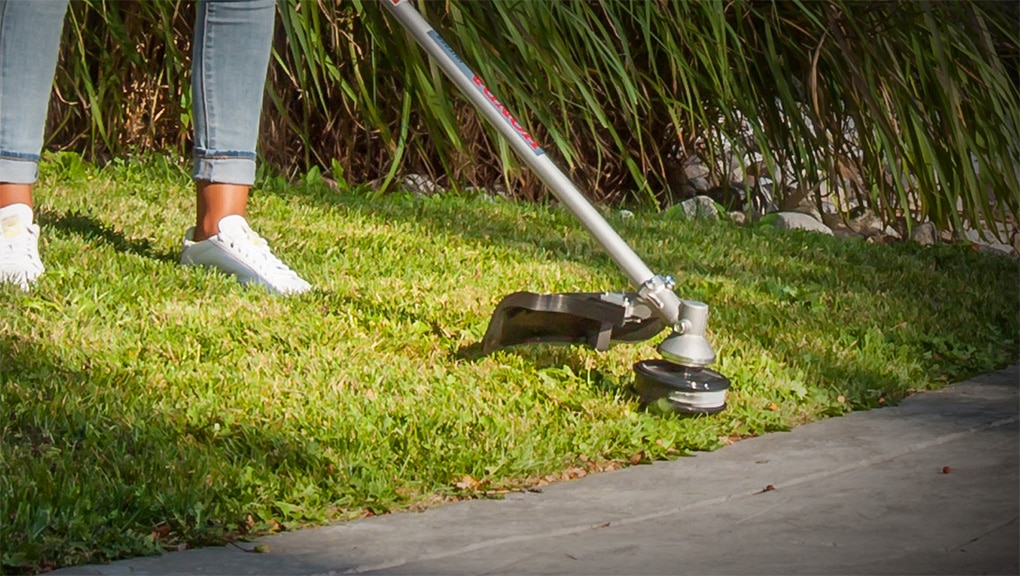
[482,291,665,354]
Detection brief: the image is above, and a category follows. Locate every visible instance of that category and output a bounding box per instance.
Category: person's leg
[0,0,70,289]
[190,0,275,240]
[183,0,309,294]
[0,0,68,194]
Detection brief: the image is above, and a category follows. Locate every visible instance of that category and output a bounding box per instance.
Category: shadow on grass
[36,207,177,263]
[0,333,348,574]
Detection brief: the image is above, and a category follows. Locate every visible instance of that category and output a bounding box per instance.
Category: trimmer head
[633,360,730,414]
[482,291,730,414]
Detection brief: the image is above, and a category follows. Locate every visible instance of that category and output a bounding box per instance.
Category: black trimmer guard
[482,291,664,354]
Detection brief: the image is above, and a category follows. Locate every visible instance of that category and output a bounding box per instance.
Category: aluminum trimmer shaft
[379,0,717,369]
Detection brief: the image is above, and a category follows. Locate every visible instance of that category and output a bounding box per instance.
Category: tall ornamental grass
[46,0,1019,234]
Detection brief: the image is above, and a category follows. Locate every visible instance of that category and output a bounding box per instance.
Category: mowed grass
[2,154,1017,573]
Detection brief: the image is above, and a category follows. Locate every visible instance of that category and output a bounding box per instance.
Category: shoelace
[0,223,41,271]
[222,225,303,280]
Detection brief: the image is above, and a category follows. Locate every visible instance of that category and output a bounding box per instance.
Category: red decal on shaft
[472,75,541,152]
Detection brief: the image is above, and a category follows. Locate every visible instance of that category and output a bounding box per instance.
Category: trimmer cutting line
[379,0,730,413]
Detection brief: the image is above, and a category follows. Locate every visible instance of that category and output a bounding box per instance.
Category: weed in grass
[1,155,1017,573]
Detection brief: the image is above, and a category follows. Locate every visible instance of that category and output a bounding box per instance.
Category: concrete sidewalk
[58,366,1019,576]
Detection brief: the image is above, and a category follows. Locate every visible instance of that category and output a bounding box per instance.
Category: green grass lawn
[2,154,1017,573]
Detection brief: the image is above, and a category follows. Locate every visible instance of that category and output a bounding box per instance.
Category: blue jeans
[0,0,275,186]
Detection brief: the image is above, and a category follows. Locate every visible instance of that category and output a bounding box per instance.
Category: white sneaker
[0,203,45,291]
[180,215,311,295]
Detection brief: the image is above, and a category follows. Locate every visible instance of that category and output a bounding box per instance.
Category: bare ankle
[0,183,34,210]
[194,181,249,241]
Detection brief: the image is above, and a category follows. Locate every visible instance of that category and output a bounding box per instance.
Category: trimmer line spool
[633,360,730,414]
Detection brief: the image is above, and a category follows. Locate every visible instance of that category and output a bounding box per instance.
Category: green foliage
[2,155,1017,573]
[46,0,1018,232]
[52,0,192,161]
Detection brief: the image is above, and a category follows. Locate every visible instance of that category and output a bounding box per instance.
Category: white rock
[728,211,747,225]
[773,212,834,235]
[618,209,635,219]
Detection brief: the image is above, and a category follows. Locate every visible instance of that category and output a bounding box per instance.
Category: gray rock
[683,158,710,180]
[744,151,765,165]
[821,211,843,228]
[975,244,1015,257]
[666,196,720,220]
[866,233,896,245]
[491,182,511,198]
[779,184,811,212]
[773,212,834,235]
[821,212,857,238]
[793,200,822,222]
[748,190,778,217]
[816,180,830,199]
[728,162,746,185]
[728,211,747,225]
[849,210,885,237]
[909,222,938,246]
[689,177,711,193]
[399,173,440,195]
[963,228,1014,256]
[726,154,750,184]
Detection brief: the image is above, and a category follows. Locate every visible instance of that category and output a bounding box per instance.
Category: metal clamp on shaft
[637,275,682,327]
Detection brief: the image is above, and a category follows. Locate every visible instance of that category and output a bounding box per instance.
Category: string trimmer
[379,0,730,414]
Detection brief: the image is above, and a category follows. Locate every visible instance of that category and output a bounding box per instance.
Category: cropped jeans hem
[0,155,40,184]
[192,150,257,185]
[0,0,274,187]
